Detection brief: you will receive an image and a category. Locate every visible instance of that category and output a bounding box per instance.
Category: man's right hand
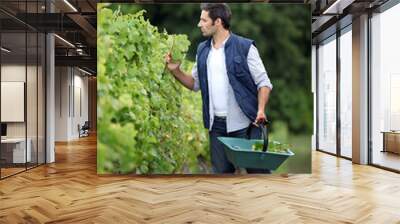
[163,52,195,91]
[164,52,181,73]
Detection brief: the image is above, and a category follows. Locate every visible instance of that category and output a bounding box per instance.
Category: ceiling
[2,0,394,73]
[310,0,391,43]
[0,0,97,75]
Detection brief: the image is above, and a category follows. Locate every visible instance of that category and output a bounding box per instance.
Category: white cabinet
[1,138,32,163]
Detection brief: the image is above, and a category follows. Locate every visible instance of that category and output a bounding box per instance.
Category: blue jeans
[209,116,271,174]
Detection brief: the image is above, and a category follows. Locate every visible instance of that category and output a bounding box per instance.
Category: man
[165,3,273,174]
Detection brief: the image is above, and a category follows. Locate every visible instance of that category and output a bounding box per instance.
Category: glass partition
[317,35,337,155]
[1,29,28,178]
[0,0,46,179]
[371,3,400,171]
[339,27,352,158]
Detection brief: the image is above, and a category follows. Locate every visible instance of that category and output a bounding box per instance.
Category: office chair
[79,121,90,138]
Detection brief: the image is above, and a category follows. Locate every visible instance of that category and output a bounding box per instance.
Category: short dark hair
[200,3,231,30]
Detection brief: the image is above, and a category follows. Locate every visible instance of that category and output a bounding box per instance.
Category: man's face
[198,10,217,37]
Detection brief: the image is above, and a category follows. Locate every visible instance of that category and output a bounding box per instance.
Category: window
[339,27,352,158]
[370,3,400,171]
[317,35,337,154]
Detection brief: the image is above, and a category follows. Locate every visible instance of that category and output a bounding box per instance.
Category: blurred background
[102,3,312,173]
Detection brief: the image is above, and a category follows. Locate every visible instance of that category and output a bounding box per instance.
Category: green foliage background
[98,5,209,174]
[108,3,312,134]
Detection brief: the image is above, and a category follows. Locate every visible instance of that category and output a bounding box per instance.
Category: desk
[381,131,400,154]
[1,138,31,163]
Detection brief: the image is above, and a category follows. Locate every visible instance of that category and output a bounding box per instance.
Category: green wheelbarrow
[218,121,294,171]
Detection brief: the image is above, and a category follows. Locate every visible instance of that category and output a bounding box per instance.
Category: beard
[202,32,212,37]
[201,28,215,37]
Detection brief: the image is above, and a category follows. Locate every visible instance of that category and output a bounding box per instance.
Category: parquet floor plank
[0,135,399,223]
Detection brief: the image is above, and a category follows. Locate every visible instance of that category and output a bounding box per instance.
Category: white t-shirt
[207,38,230,116]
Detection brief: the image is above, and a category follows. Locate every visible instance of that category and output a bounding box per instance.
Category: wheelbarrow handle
[246,120,269,152]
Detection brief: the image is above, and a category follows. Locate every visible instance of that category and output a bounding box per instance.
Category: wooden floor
[373,151,400,171]
[1,163,45,178]
[0,167,26,178]
[1,135,400,223]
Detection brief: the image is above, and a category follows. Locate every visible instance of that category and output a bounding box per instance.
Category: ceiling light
[63,0,78,12]
[76,48,85,55]
[322,0,354,15]
[78,67,92,76]
[54,34,75,48]
[1,47,11,53]
[323,0,341,14]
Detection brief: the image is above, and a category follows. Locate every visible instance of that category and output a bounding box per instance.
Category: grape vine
[97,6,209,174]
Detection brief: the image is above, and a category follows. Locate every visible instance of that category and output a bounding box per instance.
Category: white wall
[1,65,40,138]
[55,67,69,141]
[1,65,25,81]
[1,82,25,122]
[55,67,89,141]
[1,65,26,139]
[72,72,89,138]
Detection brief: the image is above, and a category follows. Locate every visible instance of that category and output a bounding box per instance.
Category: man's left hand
[253,110,267,126]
